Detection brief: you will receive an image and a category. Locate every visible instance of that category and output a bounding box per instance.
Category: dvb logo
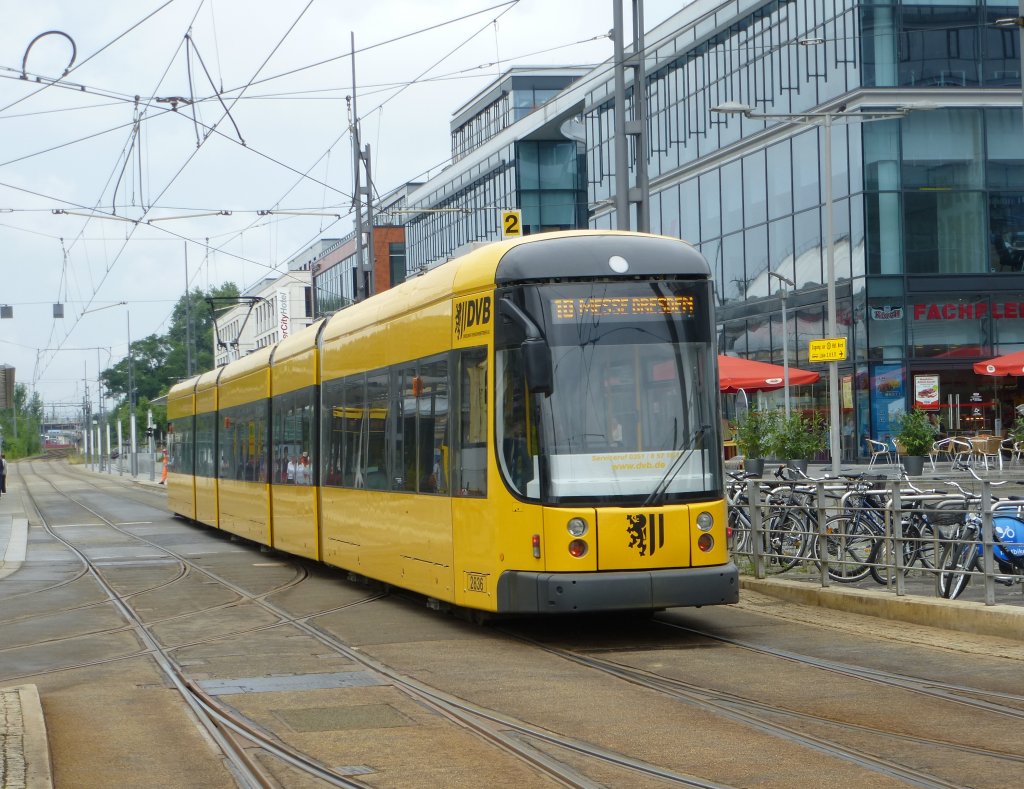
[455,296,491,340]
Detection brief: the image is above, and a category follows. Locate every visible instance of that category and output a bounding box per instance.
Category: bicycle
[726,467,815,573]
[937,463,1024,599]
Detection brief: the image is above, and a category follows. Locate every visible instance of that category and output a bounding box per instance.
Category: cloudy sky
[0,0,683,416]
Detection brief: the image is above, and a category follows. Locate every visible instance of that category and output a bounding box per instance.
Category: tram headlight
[696,511,714,532]
[698,534,714,552]
[568,539,588,558]
[567,517,589,537]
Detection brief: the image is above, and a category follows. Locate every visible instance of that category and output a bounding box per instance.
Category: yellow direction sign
[808,337,847,362]
[502,209,522,238]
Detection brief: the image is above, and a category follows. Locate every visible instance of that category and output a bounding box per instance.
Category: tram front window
[496,280,720,504]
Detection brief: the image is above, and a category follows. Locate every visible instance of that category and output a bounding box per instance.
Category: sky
[0,0,684,419]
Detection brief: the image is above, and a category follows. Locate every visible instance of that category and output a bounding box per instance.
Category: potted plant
[1009,416,1024,446]
[734,408,778,476]
[769,411,827,473]
[893,409,936,476]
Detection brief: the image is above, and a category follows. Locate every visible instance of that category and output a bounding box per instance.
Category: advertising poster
[870,364,905,440]
[914,374,940,410]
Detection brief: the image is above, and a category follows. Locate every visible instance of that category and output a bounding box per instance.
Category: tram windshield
[496,280,720,505]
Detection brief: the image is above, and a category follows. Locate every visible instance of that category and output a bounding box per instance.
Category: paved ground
[3,457,1024,788]
[1,484,53,789]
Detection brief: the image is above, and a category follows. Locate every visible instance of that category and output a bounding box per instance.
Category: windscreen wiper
[642,424,710,508]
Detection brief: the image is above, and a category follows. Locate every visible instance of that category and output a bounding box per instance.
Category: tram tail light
[568,539,588,558]
[698,533,714,552]
[532,534,541,559]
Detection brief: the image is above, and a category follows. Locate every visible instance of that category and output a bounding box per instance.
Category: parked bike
[938,464,1024,599]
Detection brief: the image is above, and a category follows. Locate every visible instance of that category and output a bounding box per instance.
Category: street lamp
[768,271,796,419]
[712,101,931,474]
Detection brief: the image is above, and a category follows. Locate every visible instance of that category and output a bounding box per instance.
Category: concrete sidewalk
[0,484,53,789]
[2,458,1021,789]
[743,577,1024,641]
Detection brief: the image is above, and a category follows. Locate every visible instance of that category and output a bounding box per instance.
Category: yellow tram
[166,230,738,613]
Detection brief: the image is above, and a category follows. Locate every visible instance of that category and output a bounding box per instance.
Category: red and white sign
[870,306,903,321]
[914,374,940,411]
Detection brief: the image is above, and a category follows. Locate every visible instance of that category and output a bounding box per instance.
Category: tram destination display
[551,295,696,323]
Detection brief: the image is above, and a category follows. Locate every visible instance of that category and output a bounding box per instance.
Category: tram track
[658,620,1024,720]
[17,458,731,787]
[489,604,1024,789]
[501,630,969,789]
[26,458,1024,787]
[14,459,366,788]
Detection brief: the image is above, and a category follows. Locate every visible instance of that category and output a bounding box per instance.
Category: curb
[0,684,53,789]
[741,577,1024,641]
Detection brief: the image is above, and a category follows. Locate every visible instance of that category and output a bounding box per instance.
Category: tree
[164,283,240,381]
[100,282,239,406]
[0,383,43,458]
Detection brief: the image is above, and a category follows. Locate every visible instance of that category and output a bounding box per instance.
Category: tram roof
[219,345,273,384]
[167,375,200,398]
[271,318,324,365]
[320,231,706,346]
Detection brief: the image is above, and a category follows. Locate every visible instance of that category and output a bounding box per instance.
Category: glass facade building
[401,0,1024,459]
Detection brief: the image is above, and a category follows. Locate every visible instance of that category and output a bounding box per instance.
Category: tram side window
[418,358,449,495]
[497,348,536,496]
[194,413,216,478]
[396,366,416,491]
[321,377,346,487]
[218,401,269,482]
[272,387,315,485]
[454,348,488,497]
[365,373,390,490]
[168,419,194,475]
[340,376,366,487]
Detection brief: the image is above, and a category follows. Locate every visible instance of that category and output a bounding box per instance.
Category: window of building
[766,139,792,220]
[905,190,986,274]
[743,149,767,227]
[902,108,983,190]
[389,242,406,287]
[908,294,990,358]
[517,141,584,231]
[699,169,721,240]
[866,298,906,362]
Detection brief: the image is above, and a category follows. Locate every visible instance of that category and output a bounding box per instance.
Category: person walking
[1,453,7,496]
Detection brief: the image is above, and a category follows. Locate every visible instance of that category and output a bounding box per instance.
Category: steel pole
[128,309,137,477]
[612,0,630,230]
[781,286,790,419]
[824,114,841,474]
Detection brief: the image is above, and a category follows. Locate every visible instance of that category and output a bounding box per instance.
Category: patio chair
[1000,437,1022,465]
[929,437,971,471]
[865,438,894,467]
[968,435,1003,471]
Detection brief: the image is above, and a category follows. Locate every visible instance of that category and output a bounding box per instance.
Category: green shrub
[769,412,827,460]
[733,408,779,459]
[893,409,936,456]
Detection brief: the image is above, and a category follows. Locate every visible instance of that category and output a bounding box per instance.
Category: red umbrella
[718,355,820,393]
[973,350,1024,377]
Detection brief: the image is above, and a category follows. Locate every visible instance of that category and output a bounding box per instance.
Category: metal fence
[728,476,1024,607]
[85,451,162,482]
